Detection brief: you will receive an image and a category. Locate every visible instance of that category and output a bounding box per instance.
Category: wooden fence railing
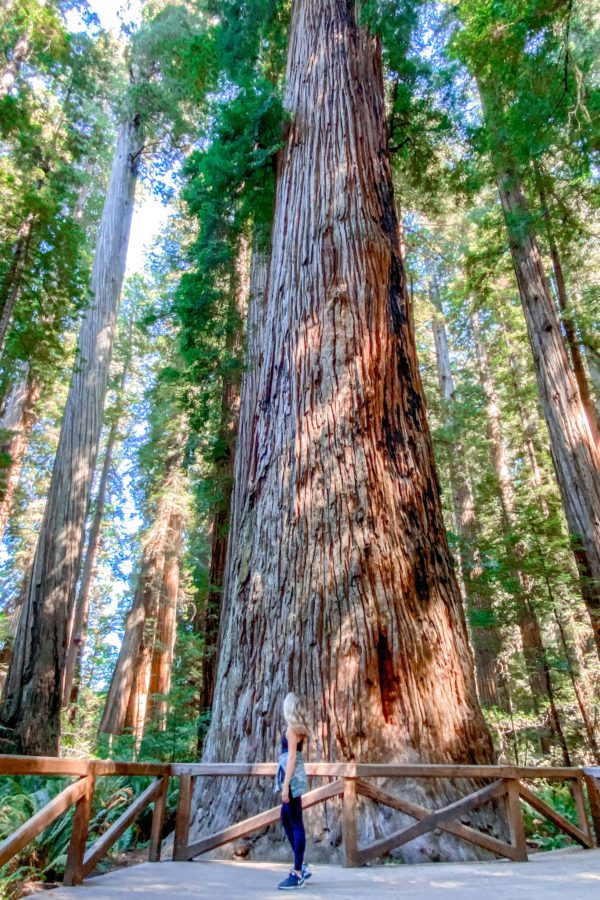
[0,757,599,886]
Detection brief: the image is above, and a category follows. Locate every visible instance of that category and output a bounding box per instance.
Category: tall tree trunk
[535,167,599,448]
[501,317,600,762]
[192,1,500,861]
[0,25,31,98]
[0,366,40,546]
[430,281,504,709]
[63,335,132,709]
[62,414,120,708]
[148,512,183,731]
[472,311,571,763]
[99,426,186,738]
[0,116,142,755]
[199,239,249,717]
[480,85,600,659]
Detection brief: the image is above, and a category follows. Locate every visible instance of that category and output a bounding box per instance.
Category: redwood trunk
[502,319,599,762]
[63,337,132,708]
[99,428,186,737]
[0,368,40,546]
[148,512,183,730]
[192,1,499,861]
[535,170,599,448]
[478,91,600,655]
[0,117,142,754]
[431,284,504,709]
[62,417,119,708]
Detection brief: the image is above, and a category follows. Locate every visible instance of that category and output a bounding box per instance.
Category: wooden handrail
[0,756,597,882]
[0,756,585,780]
[170,762,581,779]
[0,777,87,868]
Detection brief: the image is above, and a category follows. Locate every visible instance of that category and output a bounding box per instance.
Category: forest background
[0,0,599,894]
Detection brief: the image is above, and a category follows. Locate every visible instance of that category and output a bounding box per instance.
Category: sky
[79,0,171,276]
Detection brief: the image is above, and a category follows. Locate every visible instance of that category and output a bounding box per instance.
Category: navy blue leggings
[281,795,305,870]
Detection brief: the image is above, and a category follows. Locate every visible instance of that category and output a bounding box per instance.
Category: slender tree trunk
[480,85,600,659]
[99,427,186,737]
[501,318,599,762]
[430,282,504,709]
[0,367,40,546]
[148,512,183,731]
[0,25,31,98]
[472,311,571,763]
[535,168,599,448]
[62,419,119,708]
[192,1,500,862]
[0,116,142,755]
[63,336,132,708]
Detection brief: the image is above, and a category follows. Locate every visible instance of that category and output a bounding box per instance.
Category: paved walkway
[47,848,600,899]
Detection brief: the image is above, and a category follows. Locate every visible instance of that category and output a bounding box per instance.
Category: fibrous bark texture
[0,118,141,754]
[535,169,599,448]
[148,512,183,730]
[99,425,186,740]
[494,167,600,659]
[192,0,499,862]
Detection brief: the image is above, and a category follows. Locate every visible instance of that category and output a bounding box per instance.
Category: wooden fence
[0,756,599,886]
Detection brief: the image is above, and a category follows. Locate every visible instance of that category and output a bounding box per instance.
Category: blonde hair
[283,692,310,738]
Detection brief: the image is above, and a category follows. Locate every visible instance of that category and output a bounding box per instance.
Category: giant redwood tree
[191,0,501,859]
[0,115,142,754]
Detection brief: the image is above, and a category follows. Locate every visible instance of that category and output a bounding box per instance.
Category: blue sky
[71,0,170,276]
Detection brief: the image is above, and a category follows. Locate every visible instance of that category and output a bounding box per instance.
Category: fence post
[582,769,600,847]
[149,773,169,862]
[573,773,592,841]
[505,779,527,861]
[64,762,96,886]
[173,775,194,861]
[342,777,358,867]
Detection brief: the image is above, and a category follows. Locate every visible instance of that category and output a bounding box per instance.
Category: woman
[276,692,312,890]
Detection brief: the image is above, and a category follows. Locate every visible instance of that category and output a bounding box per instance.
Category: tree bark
[501,317,599,763]
[63,333,132,709]
[99,425,186,738]
[430,282,504,709]
[535,168,599,448]
[62,413,120,709]
[148,512,183,731]
[0,366,40,546]
[479,85,600,659]
[0,116,142,755]
[192,1,500,862]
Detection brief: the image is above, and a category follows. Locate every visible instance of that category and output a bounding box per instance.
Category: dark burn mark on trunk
[388,253,405,336]
[377,630,400,723]
[382,396,404,460]
[413,538,431,603]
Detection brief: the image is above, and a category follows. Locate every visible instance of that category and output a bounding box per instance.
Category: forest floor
[44,847,600,899]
